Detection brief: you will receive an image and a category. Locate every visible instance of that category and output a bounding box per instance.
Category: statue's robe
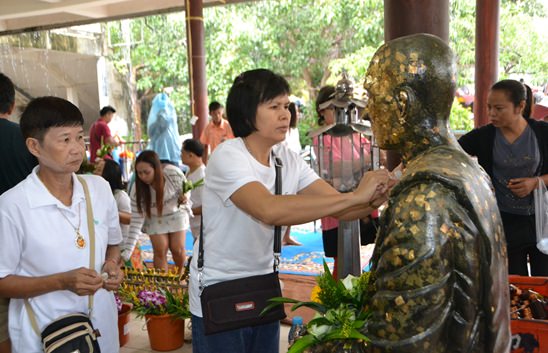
[367,145,510,353]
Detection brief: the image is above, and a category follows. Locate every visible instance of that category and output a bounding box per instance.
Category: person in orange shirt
[200,101,235,161]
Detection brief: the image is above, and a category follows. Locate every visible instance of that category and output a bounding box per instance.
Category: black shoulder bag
[199,153,286,335]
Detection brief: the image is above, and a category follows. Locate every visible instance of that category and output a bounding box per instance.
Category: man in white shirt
[181,138,206,240]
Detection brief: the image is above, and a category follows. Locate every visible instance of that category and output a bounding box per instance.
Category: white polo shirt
[187,164,206,239]
[0,167,122,353]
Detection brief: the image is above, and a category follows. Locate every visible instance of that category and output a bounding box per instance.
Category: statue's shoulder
[396,146,482,192]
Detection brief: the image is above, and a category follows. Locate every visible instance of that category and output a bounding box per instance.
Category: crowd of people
[0,42,546,351]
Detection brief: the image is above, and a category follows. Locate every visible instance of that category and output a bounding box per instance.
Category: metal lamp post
[309,71,373,278]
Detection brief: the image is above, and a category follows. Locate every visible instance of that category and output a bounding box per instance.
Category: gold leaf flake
[440,223,449,233]
[414,194,426,206]
[410,210,421,221]
[407,250,415,261]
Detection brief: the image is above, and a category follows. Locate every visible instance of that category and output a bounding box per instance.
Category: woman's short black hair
[316,85,335,126]
[20,96,84,141]
[491,79,527,109]
[226,69,290,137]
[101,159,125,192]
[182,138,204,157]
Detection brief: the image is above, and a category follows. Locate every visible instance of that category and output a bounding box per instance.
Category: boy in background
[200,101,234,161]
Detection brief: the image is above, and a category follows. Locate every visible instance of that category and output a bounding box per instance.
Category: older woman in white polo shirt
[0,96,124,352]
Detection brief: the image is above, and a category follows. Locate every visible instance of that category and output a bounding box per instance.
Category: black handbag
[25,177,101,352]
[40,313,101,353]
[199,153,286,335]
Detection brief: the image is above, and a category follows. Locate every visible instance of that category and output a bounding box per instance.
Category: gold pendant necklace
[58,203,86,249]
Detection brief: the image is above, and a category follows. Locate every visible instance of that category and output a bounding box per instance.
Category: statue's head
[364,34,456,151]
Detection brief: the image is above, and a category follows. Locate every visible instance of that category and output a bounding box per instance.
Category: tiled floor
[119,314,291,353]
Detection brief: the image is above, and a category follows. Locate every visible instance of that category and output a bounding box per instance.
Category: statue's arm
[367,182,480,353]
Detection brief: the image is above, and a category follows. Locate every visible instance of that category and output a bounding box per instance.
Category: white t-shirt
[187,164,206,239]
[0,167,122,353]
[283,127,302,154]
[189,138,319,317]
[114,189,131,244]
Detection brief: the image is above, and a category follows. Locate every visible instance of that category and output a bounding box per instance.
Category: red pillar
[384,0,449,42]
[383,0,449,170]
[474,0,499,127]
[185,0,208,141]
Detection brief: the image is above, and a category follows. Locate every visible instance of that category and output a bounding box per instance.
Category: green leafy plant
[182,178,204,194]
[449,97,474,133]
[119,287,190,320]
[96,136,113,160]
[262,262,375,353]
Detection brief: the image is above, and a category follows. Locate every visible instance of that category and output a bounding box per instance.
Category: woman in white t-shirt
[126,150,190,272]
[189,69,395,353]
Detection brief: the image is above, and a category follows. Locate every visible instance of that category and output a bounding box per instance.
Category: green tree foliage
[449,0,476,86]
[106,0,547,138]
[498,0,548,84]
[450,98,474,132]
[449,0,548,87]
[107,15,190,135]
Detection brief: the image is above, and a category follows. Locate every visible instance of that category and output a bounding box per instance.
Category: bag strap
[272,154,283,270]
[198,151,283,292]
[79,176,96,314]
[25,176,96,336]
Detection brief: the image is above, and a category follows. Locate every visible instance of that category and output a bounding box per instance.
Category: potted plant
[115,293,132,347]
[120,287,190,351]
[263,262,374,353]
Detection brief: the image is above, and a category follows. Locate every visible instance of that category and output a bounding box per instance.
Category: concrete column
[474,0,499,127]
[185,0,208,141]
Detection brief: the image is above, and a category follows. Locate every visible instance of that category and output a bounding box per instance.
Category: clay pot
[118,303,132,347]
[145,314,185,351]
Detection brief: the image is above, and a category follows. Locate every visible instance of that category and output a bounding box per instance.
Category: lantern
[309,71,374,278]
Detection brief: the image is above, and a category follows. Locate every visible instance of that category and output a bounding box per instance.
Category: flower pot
[118,303,132,347]
[145,314,185,351]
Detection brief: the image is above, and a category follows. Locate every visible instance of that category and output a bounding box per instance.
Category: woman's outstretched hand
[355,169,397,207]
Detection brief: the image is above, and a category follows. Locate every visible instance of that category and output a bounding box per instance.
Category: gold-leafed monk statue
[363,33,511,353]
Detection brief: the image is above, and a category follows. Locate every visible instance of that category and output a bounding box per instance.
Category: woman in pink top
[314,86,378,277]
